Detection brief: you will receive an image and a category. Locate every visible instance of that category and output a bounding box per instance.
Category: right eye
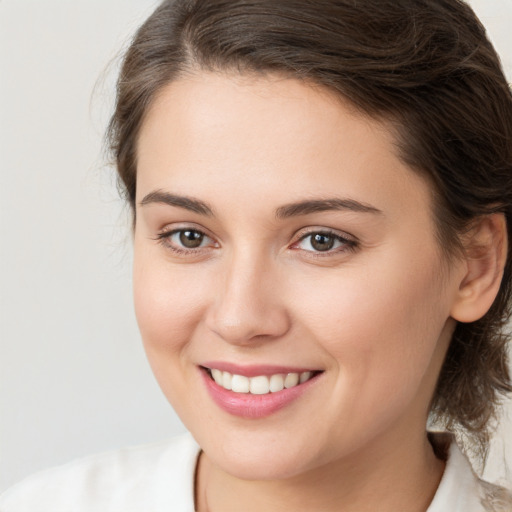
[156,228,217,254]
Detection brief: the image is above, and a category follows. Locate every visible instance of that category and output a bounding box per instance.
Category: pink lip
[201,361,318,377]
[200,367,322,419]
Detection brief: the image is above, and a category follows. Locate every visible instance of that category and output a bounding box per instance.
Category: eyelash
[291,229,358,257]
[155,228,216,255]
[155,227,358,257]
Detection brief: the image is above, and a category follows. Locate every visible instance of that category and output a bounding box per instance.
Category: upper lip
[201,361,322,378]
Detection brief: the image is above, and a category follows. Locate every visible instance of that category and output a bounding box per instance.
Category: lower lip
[200,369,320,419]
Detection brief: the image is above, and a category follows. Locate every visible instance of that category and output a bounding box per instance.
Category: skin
[133,72,499,511]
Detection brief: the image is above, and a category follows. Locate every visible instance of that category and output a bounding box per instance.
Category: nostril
[206,306,292,345]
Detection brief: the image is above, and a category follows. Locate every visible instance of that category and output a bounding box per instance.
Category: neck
[195,427,445,512]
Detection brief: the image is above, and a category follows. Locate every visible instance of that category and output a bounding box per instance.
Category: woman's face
[134,72,464,480]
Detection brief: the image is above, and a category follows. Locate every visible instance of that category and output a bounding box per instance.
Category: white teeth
[211,369,223,385]
[222,371,232,390]
[249,376,270,395]
[208,369,316,394]
[284,373,299,388]
[299,371,312,384]
[269,374,285,392]
[231,374,250,393]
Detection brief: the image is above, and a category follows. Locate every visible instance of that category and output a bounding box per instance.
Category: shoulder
[428,433,512,512]
[0,432,199,512]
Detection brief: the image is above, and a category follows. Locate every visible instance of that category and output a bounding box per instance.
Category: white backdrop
[1,0,511,493]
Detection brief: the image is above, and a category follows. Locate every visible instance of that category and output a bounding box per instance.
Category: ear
[450,213,508,323]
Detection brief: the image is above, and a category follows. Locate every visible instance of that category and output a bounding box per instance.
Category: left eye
[295,232,353,252]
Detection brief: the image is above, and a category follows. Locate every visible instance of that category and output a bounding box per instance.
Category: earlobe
[450,213,507,323]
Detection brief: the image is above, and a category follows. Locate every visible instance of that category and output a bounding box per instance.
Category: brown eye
[310,233,335,251]
[294,230,357,255]
[179,230,204,248]
[157,227,217,254]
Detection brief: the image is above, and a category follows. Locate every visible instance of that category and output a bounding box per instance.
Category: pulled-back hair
[107,0,512,460]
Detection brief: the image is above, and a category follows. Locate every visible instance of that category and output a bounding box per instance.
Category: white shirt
[1,432,510,512]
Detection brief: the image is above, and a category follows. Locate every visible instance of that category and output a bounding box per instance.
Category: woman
[1,0,512,510]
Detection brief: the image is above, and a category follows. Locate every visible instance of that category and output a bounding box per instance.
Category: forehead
[136,71,433,223]
[139,72,385,159]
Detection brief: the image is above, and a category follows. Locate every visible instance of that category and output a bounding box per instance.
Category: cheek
[132,248,214,420]
[132,246,207,361]
[291,251,451,408]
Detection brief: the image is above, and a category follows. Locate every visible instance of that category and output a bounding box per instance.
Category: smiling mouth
[202,367,322,395]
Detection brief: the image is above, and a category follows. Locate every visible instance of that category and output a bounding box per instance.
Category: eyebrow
[275,198,383,219]
[139,190,214,216]
[139,190,382,219]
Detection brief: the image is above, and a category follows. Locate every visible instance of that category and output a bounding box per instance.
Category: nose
[204,251,291,345]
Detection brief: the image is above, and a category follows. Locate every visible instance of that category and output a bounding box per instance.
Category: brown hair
[107,0,512,460]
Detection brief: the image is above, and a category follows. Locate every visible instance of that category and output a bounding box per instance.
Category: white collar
[427,436,483,511]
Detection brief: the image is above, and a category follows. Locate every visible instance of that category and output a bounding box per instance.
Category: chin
[215,451,312,481]
[197,428,326,481]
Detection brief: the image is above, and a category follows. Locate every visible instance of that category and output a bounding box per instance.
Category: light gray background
[1,0,511,493]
